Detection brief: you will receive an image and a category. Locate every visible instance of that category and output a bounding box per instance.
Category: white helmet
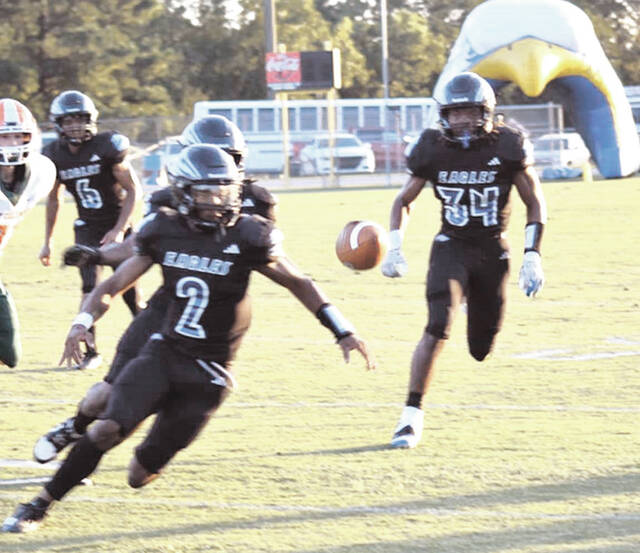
[0,98,38,165]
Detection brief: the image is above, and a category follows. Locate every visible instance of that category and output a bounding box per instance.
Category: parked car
[299,133,375,176]
[533,132,590,168]
[354,128,406,171]
[244,133,300,176]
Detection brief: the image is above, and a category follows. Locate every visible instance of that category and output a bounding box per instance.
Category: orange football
[335,220,388,270]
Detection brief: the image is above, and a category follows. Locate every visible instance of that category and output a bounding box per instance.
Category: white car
[299,133,375,176]
[533,132,590,168]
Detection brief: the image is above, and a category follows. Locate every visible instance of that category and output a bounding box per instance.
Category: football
[335,220,388,271]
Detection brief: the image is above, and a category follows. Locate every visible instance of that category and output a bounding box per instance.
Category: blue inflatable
[432,0,640,178]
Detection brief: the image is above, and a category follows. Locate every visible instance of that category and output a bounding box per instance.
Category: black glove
[62,245,102,267]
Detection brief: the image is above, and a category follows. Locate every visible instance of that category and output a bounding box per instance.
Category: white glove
[519,251,544,297]
[381,249,408,278]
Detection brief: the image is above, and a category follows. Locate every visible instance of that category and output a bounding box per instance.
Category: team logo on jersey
[162,251,233,276]
[223,243,240,254]
[59,163,101,180]
[90,154,101,162]
[487,157,501,166]
[437,170,498,184]
[241,198,255,207]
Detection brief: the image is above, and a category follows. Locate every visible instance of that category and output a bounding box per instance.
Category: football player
[38,90,143,370]
[32,115,276,465]
[0,99,56,367]
[381,72,547,449]
[2,144,375,533]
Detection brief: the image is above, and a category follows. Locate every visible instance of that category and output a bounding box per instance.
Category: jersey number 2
[174,276,210,339]
[75,178,103,209]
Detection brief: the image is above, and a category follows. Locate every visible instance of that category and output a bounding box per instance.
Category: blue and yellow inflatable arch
[433,0,640,178]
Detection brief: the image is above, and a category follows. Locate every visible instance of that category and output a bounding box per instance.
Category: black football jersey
[407,126,532,240]
[144,180,277,222]
[42,131,129,225]
[135,210,280,360]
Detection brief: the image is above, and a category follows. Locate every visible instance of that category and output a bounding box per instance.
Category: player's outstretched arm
[257,257,376,370]
[39,181,63,266]
[59,255,153,367]
[62,234,136,268]
[514,167,548,297]
[381,175,425,278]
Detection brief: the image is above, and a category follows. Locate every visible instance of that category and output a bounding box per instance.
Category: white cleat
[390,406,424,449]
[33,417,82,463]
[73,352,102,371]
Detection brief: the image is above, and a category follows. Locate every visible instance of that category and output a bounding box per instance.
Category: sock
[407,392,423,409]
[87,326,97,355]
[122,286,141,317]
[73,412,95,435]
[31,496,51,510]
[44,435,105,501]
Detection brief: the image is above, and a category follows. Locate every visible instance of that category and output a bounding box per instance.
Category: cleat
[73,351,102,371]
[33,417,82,463]
[1,502,47,533]
[390,406,424,449]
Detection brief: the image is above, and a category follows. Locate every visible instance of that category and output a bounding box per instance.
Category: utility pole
[264,0,277,100]
[380,0,391,184]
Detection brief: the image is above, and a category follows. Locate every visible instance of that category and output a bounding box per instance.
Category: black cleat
[1,501,48,533]
[33,417,82,463]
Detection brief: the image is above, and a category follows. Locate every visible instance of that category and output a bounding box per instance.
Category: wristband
[524,222,544,253]
[389,229,403,250]
[72,312,94,329]
[316,303,355,340]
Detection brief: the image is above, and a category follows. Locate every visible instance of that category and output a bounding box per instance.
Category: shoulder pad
[495,126,530,164]
[407,128,441,175]
[243,181,277,206]
[235,214,275,248]
[146,188,174,213]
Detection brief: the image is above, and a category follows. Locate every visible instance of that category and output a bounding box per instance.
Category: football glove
[381,248,408,278]
[518,251,544,297]
[62,245,102,267]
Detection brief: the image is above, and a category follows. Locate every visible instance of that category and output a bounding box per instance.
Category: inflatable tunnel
[432,0,640,178]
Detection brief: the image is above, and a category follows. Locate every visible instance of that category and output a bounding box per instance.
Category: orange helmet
[0,98,38,165]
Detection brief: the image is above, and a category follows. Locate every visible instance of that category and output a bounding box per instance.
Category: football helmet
[179,116,248,169]
[49,90,98,144]
[437,72,496,147]
[0,98,38,165]
[166,144,242,229]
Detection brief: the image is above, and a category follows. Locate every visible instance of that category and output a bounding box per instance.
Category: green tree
[0,0,173,120]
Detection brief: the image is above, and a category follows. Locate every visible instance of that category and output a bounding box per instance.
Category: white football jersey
[0,153,56,252]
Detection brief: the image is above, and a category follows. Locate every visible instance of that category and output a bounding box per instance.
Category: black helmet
[166,144,242,229]
[179,116,247,169]
[49,90,98,144]
[437,72,496,147]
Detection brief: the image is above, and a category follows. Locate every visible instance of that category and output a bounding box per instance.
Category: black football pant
[425,235,510,361]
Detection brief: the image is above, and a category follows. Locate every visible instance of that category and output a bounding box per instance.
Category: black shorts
[73,219,131,293]
[425,234,509,359]
[105,338,230,473]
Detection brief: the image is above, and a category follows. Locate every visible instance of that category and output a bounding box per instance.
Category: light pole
[380,0,391,184]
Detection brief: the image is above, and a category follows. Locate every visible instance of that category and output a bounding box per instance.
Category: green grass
[0,178,638,552]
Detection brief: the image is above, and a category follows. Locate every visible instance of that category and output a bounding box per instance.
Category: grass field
[0,177,638,553]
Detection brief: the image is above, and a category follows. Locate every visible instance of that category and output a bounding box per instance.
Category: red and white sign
[265,52,301,90]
